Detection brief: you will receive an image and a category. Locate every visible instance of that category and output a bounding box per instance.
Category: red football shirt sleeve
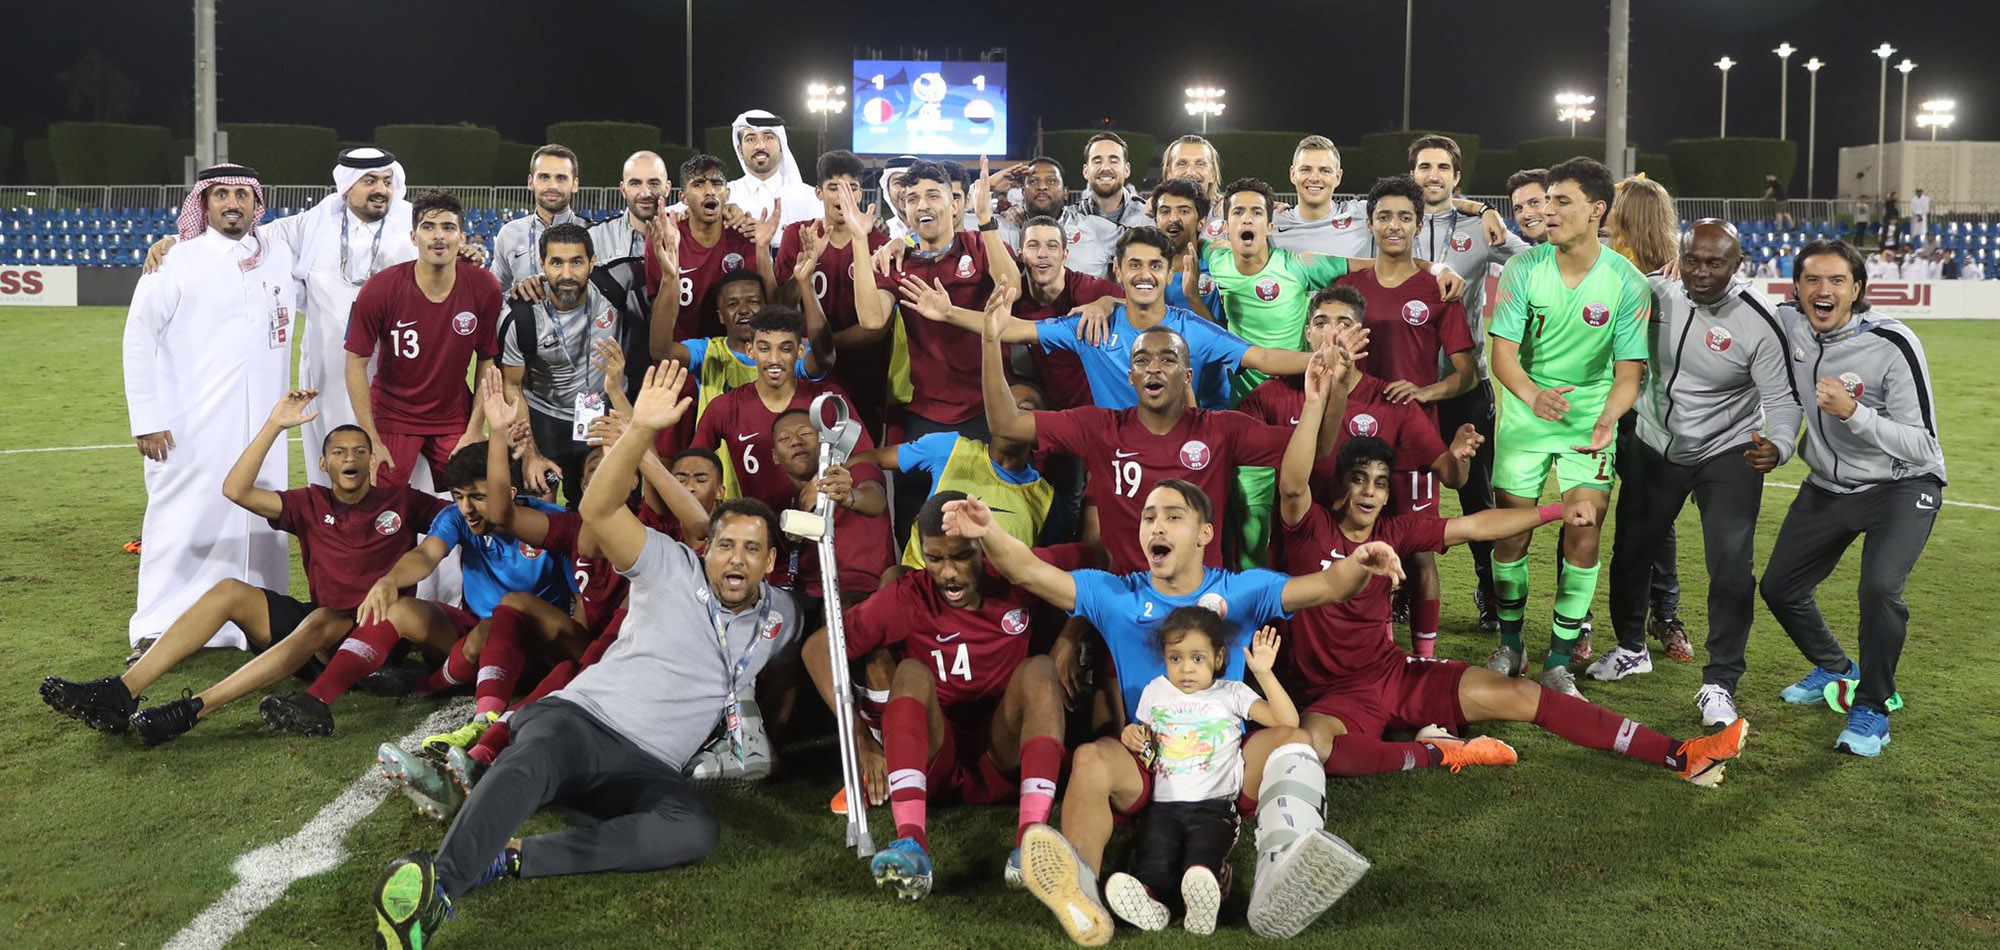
[472,267,504,359]
[1226,410,1293,466]
[775,223,802,278]
[1236,383,1275,425]
[1399,403,1448,470]
[538,510,585,555]
[1033,407,1100,457]
[405,490,450,531]
[1383,514,1449,556]
[344,278,387,357]
[270,487,314,534]
[691,397,723,450]
[1437,293,1474,355]
[1031,542,1099,572]
[839,582,907,657]
[1275,500,1335,574]
[1074,273,1125,305]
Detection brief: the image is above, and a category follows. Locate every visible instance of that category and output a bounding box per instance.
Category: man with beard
[1163,136,1223,221]
[1595,221,1802,731]
[993,155,1068,250]
[1149,179,1224,324]
[778,150,893,433]
[1062,134,1153,277]
[729,109,824,243]
[588,151,671,265]
[1508,168,1550,245]
[122,165,296,652]
[647,153,777,344]
[494,146,585,290]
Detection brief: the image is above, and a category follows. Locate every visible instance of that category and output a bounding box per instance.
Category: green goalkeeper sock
[1548,559,1600,669]
[1493,556,1529,654]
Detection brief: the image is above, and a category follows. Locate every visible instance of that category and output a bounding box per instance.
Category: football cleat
[1585,646,1653,682]
[1675,717,1749,787]
[41,675,136,734]
[1779,664,1858,705]
[1536,664,1584,698]
[378,742,463,822]
[374,850,452,950]
[1415,724,1518,772]
[1651,615,1694,662]
[259,692,334,736]
[132,690,204,745]
[869,836,934,901]
[1483,644,1525,678]
[422,711,497,760]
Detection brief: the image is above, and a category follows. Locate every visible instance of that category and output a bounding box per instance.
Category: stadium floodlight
[1805,57,1826,198]
[1774,42,1797,139]
[806,81,846,142]
[1875,44,1896,188]
[1896,59,1917,142]
[1918,99,1957,140]
[1715,57,1736,138]
[1184,86,1225,135]
[1555,91,1596,137]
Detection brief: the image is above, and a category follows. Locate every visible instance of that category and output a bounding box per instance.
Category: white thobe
[727,171,823,247]
[262,207,417,487]
[122,228,297,648]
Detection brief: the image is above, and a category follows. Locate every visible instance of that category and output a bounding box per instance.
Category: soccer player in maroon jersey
[1337,176,1477,419]
[803,490,1097,901]
[777,150,893,433]
[1239,287,1480,656]
[1275,353,1749,788]
[770,407,891,602]
[645,153,776,345]
[345,189,503,493]
[41,390,442,744]
[980,291,1338,574]
[691,306,873,514]
[849,158,1023,443]
[1011,216,1124,411]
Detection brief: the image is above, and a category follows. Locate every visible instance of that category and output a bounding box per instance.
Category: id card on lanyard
[266,284,290,349]
[710,598,773,762]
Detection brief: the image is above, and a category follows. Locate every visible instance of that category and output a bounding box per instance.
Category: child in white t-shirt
[1103,607,1298,935]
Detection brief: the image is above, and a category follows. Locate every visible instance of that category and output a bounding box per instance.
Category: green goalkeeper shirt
[1203,242,1349,402]
[1489,243,1651,452]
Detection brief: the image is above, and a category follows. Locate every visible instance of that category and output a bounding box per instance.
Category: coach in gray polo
[421,364,800,902]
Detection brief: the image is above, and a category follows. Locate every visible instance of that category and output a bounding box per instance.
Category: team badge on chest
[1451,231,1473,253]
[1349,413,1380,437]
[723,252,745,270]
[1179,440,1213,470]
[1839,372,1864,398]
[956,255,975,279]
[1196,592,1229,619]
[1001,609,1029,636]
[1580,302,1610,328]
[1255,277,1280,302]
[374,510,402,536]
[594,307,616,330]
[1402,300,1430,326]
[453,311,478,335]
[1705,326,1732,352]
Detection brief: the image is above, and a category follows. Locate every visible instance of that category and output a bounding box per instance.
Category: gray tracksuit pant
[1759,477,1940,715]
[435,699,718,897]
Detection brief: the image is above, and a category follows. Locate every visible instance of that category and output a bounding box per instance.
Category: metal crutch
[779,392,873,857]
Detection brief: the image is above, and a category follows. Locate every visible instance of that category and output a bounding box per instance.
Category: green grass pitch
[3,306,1998,948]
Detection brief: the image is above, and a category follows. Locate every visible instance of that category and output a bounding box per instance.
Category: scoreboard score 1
[852,60,1008,156]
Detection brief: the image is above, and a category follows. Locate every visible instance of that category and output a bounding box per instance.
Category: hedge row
[49,122,171,184]
[0,127,13,184]
[1665,138,1795,198]
[372,125,499,185]
[1039,130,1161,181]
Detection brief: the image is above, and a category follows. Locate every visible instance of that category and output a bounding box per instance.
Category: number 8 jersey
[1035,405,1290,574]
[1488,244,1651,452]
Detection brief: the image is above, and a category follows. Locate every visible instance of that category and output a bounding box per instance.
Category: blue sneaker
[1004,847,1024,889]
[1780,664,1858,704]
[1835,705,1891,757]
[870,836,933,900]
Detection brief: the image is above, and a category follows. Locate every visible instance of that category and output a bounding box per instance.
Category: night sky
[6,0,1995,196]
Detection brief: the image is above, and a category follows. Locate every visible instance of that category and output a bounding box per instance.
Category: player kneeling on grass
[803,490,1098,901]
[373,361,803,950]
[42,390,443,744]
[939,482,1402,945]
[1102,615,1296,936]
[257,440,573,742]
[1279,398,1750,787]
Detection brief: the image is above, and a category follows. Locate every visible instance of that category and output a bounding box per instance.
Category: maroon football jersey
[1277,505,1446,688]
[774,466,893,599]
[646,217,762,341]
[691,380,874,514]
[345,260,503,435]
[872,231,996,424]
[1013,269,1124,411]
[272,484,448,610]
[1035,406,1289,573]
[778,221,893,428]
[841,543,1096,706]
[1337,267,1472,425]
[1236,374,1447,510]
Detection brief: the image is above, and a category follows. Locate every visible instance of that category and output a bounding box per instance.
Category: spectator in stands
[1762,173,1795,229]
[1756,252,1781,279]
[122,164,296,655]
[1866,247,1900,280]
[494,145,586,289]
[1960,252,1985,281]
[1852,196,1872,243]
[1907,189,1931,243]
[1882,190,1901,234]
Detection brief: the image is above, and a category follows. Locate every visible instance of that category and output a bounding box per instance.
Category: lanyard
[540,295,596,376]
[708,597,771,693]
[339,211,387,286]
[1426,210,1460,264]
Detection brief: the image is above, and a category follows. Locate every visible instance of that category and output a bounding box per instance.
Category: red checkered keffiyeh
[178,164,266,271]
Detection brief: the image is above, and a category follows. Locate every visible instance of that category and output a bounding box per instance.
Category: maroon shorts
[1110,745,1157,826]
[376,430,456,493]
[436,602,482,638]
[928,703,1016,805]
[1305,656,1469,738]
[1391,469,1443,519]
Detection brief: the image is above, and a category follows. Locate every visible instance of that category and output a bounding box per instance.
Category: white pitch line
[163,698,474,950]
[0,437,301,456]
[1764,480,1997,512]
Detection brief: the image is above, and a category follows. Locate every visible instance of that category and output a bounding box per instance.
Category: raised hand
[983,284,1018,341]
[1533,385,1574,422]
[1303,344,1333,404]
[268,389,321,429]
[897,276,955,322]
[586,410,629,447]
[479,366,518,431]
[589,338,626,384]
[792,222,827,287]
[645,211,681,273]
[940,495,994,538]
[1744,430,1780,473]
[1349,540,1407,584]
[1450,423,1484,461]
[1243,625,1282,676]
[972,154,994,225]
[754,198,782,247]
[630,360,693,432]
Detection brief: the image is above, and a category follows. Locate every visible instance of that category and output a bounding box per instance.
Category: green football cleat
[422,712,498,760]
[374,850,451,949]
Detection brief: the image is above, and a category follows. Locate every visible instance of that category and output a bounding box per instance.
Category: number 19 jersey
[1488,244,1651,452]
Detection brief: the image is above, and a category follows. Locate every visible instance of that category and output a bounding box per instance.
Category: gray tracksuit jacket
[1636,276,1804,467]
[1056,189,1153,279]
[1775,303,1948,493]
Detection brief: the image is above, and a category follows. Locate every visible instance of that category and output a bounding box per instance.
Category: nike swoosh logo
[1288,416,1300,425]
[395,320,417,328]
[1916,501,1937,510]
[736,433,757,442]
[938,632,962,642]
[679,266,699,274]
[1412,502,1433,511]
[1114,450,1139,458]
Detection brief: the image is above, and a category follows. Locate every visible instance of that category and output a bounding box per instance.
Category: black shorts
[257,589,327,682]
